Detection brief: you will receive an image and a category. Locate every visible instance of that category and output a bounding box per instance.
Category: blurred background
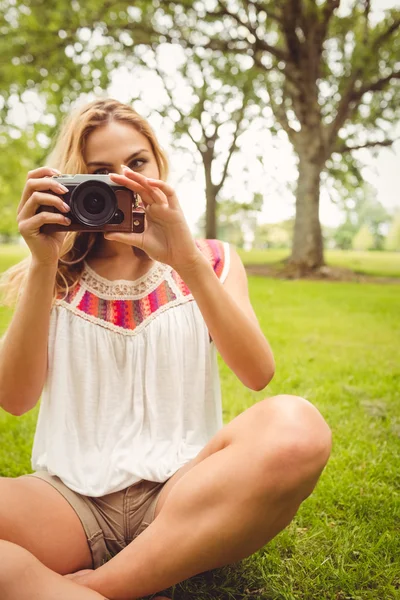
[0,0,399,275]
[0,2,399,599]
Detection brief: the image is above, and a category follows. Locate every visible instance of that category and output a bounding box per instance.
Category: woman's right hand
[17,166,73,267]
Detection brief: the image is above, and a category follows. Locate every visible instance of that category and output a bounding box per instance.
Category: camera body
[39,174,145,234]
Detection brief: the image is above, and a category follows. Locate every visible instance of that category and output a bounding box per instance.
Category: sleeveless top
[31,239,231,497]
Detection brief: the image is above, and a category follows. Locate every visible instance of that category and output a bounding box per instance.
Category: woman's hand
[106,166,202,272]
[17,166,72,267]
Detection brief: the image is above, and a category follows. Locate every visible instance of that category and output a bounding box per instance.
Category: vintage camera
[38,174,145,233]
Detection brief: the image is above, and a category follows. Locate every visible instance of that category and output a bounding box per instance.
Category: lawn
[0,245,399,599]
[238,248,400,279]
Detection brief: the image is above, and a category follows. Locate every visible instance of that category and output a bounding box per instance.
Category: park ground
[0,244,399,600]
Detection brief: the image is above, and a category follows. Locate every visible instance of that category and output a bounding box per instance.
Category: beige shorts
[23,471,167,569]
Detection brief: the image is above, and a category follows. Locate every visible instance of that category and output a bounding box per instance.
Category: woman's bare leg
[0,540,108,600]
[83,395,332,600]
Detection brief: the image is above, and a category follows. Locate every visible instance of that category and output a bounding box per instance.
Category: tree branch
[149,53,202,149]
[372,16,400,50]
[244,0,282,24]
[264,78,299,145]
[325,68,363,151]
[208,0,288,62]
[334,138,397,153]
[214,98,250,194]
[353,70,400,98]
[318,0,340,47]
[280,0,303,66]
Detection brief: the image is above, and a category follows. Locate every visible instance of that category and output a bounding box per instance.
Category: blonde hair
[0,98,169,307]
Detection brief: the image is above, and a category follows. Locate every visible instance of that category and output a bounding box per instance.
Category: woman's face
[84,120,160,180]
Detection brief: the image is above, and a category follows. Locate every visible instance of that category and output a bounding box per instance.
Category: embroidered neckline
[81,259,170,299]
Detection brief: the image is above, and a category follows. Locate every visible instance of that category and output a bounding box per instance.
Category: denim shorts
[23,470,167,569]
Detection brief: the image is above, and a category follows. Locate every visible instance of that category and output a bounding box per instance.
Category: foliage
[0,129,46,235]
[253,219,294,249]
[196,193,264,246]
[333,183,391,250]
[0,1,399,262]
[332,218,358,250]
[352,224,375,251]
[385,211,400,251]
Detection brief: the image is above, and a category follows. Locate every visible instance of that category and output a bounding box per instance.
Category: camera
[38,174,145,234]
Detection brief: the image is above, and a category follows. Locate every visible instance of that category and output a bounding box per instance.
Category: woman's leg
[0,540,107,600]
[83,395,332,600]
[0,475,93,573]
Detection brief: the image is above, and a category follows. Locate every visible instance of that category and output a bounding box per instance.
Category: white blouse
[31,239,230,497]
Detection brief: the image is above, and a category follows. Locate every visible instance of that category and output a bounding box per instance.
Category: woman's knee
[251,394,332,490]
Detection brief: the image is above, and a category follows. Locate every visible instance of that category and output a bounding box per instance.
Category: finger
[123,169,169,206]
[18,191,70,221]
[18,211,71,237]
[145,178,179,208]
[114,168,168,206]
[25,166,62,183]
[109,172,156,206]
[19,174,67,213]
[103,232,144,249]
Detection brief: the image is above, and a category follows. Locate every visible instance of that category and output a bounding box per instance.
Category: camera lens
[112,209,124,224]
[71,181,117,226]
[83,193,106,215]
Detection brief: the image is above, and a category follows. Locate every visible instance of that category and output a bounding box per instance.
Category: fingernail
[121,164,131,170]
[52,168,62,175]
[62,202,70,211]
[58,185,69,193]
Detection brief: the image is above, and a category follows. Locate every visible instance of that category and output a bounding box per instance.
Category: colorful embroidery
[55,239,226,334]
[76,279,177,331]
[195,239,225,278]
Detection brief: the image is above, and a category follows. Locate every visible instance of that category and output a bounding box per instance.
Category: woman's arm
[105,167,275,390]
[176,246,275,391]
[0,261,57,416]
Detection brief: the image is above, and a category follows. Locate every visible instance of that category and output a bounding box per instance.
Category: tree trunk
[205,187,217,239]
[203,151,217,239]
[290,156,324,269]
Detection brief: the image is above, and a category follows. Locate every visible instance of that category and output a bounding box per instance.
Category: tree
[0,2,267,240]
[134,0,400,270]
[333,219,358,250]
[352,224,375,250]
[1,1,399,270]
[135,48,262,238]
[196,192,263,246]
[385,211,400,251]
[334,182,390,249]
[0,128,46,237]
[253,219,294,249]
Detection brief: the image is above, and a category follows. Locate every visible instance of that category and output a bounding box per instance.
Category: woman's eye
[93,159,147,175]
[130,159,147,169]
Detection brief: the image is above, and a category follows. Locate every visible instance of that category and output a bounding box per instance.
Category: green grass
[238,248,400,279]
[1,245,399,599]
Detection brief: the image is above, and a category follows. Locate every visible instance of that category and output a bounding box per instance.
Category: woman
[0,98,331,600]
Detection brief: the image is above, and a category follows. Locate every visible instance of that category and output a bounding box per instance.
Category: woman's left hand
[106,167,202,272]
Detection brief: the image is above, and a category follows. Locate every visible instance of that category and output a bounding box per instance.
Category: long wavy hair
[0,99,169,307]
